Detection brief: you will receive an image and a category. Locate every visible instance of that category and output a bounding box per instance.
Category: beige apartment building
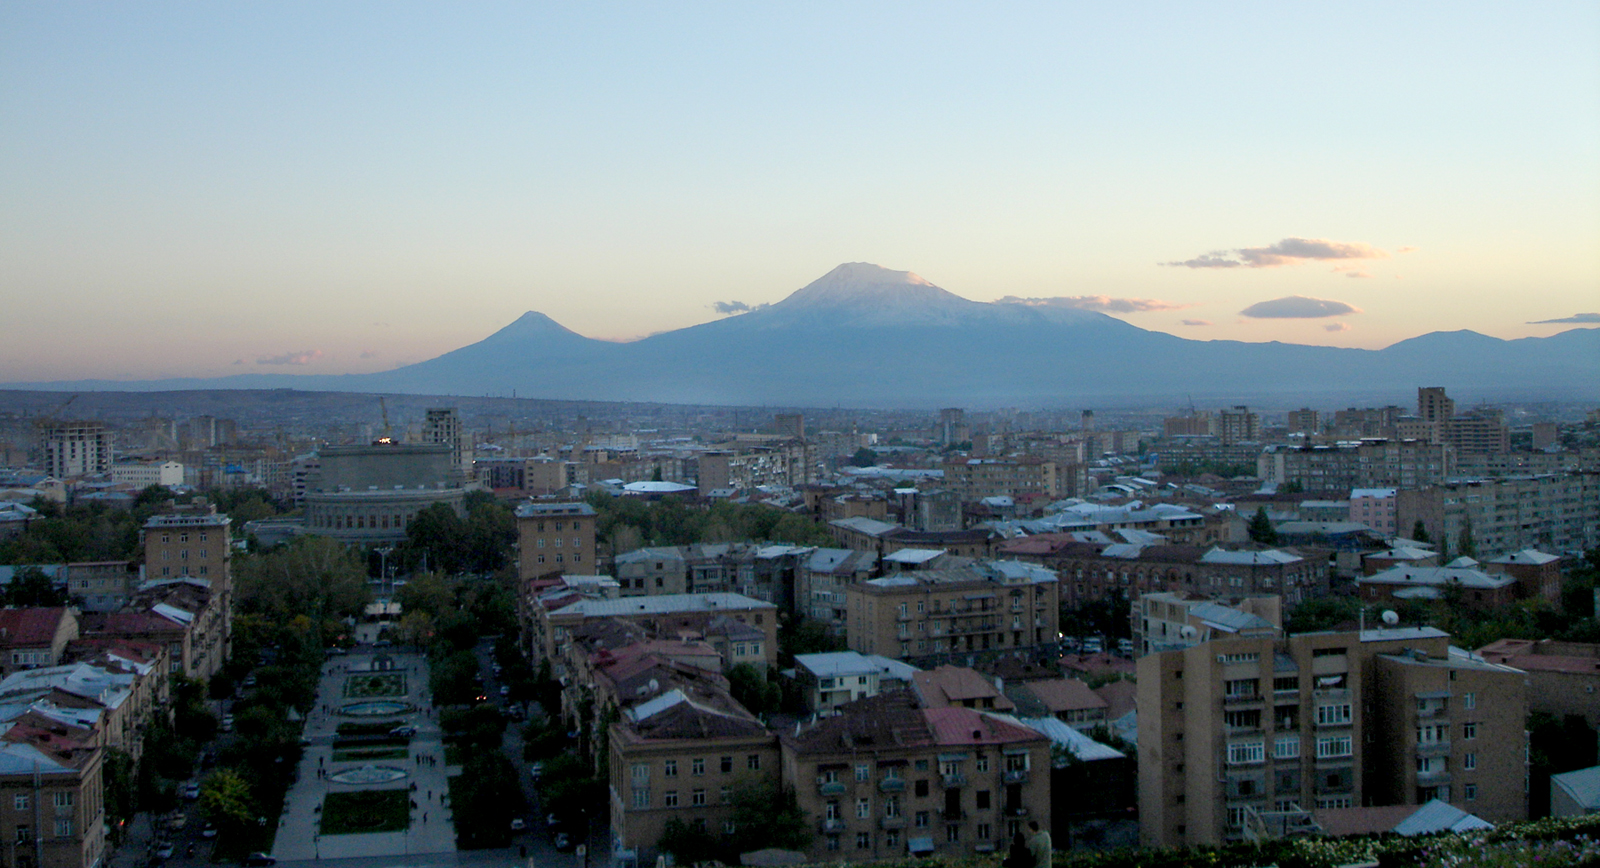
[1398,472,1600,559]
[1138,624,1527,848]
[516,501,598,579]
[940,458,1059,502]
[780,692,1052,862]
[0,735,105,868]
[608,690,779,867]
[844,562,1059,667]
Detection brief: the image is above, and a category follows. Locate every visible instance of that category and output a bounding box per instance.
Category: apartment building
[607,690,778,867]
[940,458,1059,502]
[797,548,879,633]
[780,691,1052,862]
[791,651,918,713]
[108,461,183,489]
[844,561,1059,668]
[1017,541,1325,609]
[1348,489,1398,537]
[1397,472,1600,559]
[696,441,812,494]
[1257,440,1454,495]
[0,730,105,868]
[516,501,598,579]
[142,503,231,585]
[534,592,778,670]
[39,422,112,480]
[1217,407,1261,446]
[1133,592,1282,657]
[1477,639,1600,730]
[0,609,79,676]
[1137,625,1527,848]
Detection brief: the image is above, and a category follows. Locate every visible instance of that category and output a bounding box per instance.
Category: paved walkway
[272,650,458,860]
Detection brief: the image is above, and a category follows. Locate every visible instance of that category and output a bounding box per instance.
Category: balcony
[817,780,846,796]
[878,778,906,793]
[819,818,846,834]
[1224,693,1264,707]
[1416,741,1451,757]
[1003,769,1029,784]
[1416,769,1452,786]
[941,773,967,789]
[879,816,906,830]
[940,809,966,822]
[1005,805,1030,817]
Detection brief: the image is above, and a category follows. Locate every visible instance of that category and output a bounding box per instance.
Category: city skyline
[3,3,1597,382]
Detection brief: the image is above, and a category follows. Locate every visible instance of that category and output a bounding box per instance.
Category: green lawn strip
[320,790,410,835]
[336,722,399,737]
[331,747,409,762]
[342,674,408,698]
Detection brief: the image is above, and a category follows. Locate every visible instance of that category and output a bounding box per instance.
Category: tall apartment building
[1163,413,1214,438]
[0,734,105,868]
[1397,472,1600,559]
[937,408,968,447]
[1257,440,1454,495]
[1217,407,1261,446]
[1348,488,1398,537]
[780,691,1052,863]
[1447,409,1510,455]
[40,421,112,480]
[1137,624,1527,848]
[421,408,468,482]
[844,562,1059,668]
[515,501,598,579]
[141,501,233,678]
[1285,410,1321,437]
[773,413,805,440]
[696,441,812,494]
[940,458,1058,502]
[1417,387,1454,443]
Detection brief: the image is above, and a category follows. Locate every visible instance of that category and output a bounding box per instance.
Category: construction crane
[376,396,395,444]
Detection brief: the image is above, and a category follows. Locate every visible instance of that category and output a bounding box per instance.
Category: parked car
[1116,638,1135,656]
[220,714,235,732]
[546,813,559,827]
[154,843,175,860]
[389,725,417,737]
[201,825,217,839]
[1081,637,1104,654]
[243,853,277,866]
[166,813,188,831]
[498,685,510,698]
[553,832,572,851]
[529,762,544,781]
[510,818,528,831]
[181,782,202,801]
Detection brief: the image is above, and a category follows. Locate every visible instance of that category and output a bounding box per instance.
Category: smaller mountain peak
[816,262,935,287]
[777,262,972,314]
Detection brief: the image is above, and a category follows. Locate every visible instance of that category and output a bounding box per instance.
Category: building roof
[0,608,70,647]
[923,706,1046,747]
[1359,626,1451,643]
[1013,717,1125,762]
[829,516,902,537]
[785,692,934,754]
[621,481,697,494]
[552,592,776,618]
[1551,765,1600,811]
[794,651,918,682]
[1349,488,1397,499]
[1477,638,1600,674]
[1488,549,1560,566]
[883,548,946,565]
[1392,799,1493,836]
[1094,680,1137,720]
[622,688,765,740]
[1360,565,1517,591]
[913,666,1015,712]
[1200,547,1302,566]
[514,501,597,517]
[1019,679,1106,715]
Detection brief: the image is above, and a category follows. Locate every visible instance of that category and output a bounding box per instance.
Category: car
[389,725,417,737]
[243,853,277,866]
[154,843,176,860]
[220,714,235,732]
[166,813,189,830]
[1081,638,1103,654]
[1116,638,1134,656]
[201,825,218,839]
[510,818,528,832]
[242,674,257,688]
[498,685,510,698]
[553,833,572,851]
[546,813,559,827]
[182,783,202,800]
[529,762,544,781]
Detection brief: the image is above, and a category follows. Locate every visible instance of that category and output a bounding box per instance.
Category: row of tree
[589,493,836,553]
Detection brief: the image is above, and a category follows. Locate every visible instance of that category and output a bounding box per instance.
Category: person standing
[1027,820,1052,868]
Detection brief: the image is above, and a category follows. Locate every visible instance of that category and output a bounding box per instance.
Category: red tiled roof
[0,608,69,647]
[1024,679,1107,714]
[923,706,1046,747]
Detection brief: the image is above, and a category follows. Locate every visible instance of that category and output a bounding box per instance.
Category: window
[1316,704,1352,726]
[720,787,732,804]
[1227,807,1247,829]
[946,825,961,843]
[632,788,649,809]
[1464,783,1478,800]
[825,801,840,820]
[664,791,679,808]
[1463,692,1476,710]
[1463,722,1477,740]
[1315,796,1352,809]
[886,829,900,849]
[914,780,929,797]
[16,825,29,843]
[826,836,840,851]
[747,754,761,770]
[1315,736,1352,759]
[975,756,989,773]
[855,764,869,782]
[692,758,705,776]
[856,832,871,850]
[721,756,734,773]
[1224,678,1258,699]
[1274,736,1300,759]
[56,819,72,839]
[52,792,71,808]
[914,759,929,771]
[976,823,992,840]
[692,789,707,806]
[13,794,27,811]
[884,796,899,817]
[1464,753,1476,771]
[664,760,678,777]
[975,790,990,810]
[857,798,870,819]
[914,811,929,828]
[1227,741,1265,765]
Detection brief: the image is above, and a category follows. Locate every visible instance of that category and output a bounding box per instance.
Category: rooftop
[552,592,776,618]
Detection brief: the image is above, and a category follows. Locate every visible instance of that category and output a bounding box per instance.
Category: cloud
[1528,312,1600,324]
[1164,237,1390,269]
[1180,319,1212,326]
[1342,270,1372,279]
[995,295,1192,313]
[1239,296,1362,319]
[1397,246,1417,254]
[256,350,324,366]
[711,300,770,315]
[1324,322,1351,332]
[360,350,379,358]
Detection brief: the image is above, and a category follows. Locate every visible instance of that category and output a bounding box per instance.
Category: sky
[2,2,1597,381]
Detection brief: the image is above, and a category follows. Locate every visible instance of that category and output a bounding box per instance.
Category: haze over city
[3,3,1598,383]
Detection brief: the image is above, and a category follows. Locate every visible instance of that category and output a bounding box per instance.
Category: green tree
[235,534,370,622]
[1457,515,1477,559]
[199,768,256,827]
[727,782,811,854]
[1410,520,1431,543]
[848,447,879,467]
[1248,507,1278,545]
[4,566,68,606]
[727,664,781,716]
[659,819,723,864]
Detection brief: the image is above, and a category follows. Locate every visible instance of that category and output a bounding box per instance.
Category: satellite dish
[1381,610,1399,626]
[1180,625,1198,638]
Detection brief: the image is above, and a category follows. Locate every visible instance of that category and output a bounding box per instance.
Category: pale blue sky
[3,2,1597,379]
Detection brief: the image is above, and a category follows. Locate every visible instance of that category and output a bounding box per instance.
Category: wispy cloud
[711,300,770,315]
[1342,270,1372,279]
[1164,237,1390,269]
[1180,319,1212,327]
[1528,312,1600,324]
[257,350,324,366]
[1324,322,1351,332]
[360,350,379,359]
[1240,296,1362,319]
[995,295,1192,313]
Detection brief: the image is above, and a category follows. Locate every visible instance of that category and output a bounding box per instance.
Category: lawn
[320,790,410,835]
[343,673,407,698]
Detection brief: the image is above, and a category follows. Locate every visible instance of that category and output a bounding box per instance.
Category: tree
[1410,520,1431,544]
[199,768,255,827]
[235,535,369,623]
[4,566,67,606]
[1248,507,1278,545]
[727,782,811,854]
[1457,515,1477,560]
[727,664,781,715]
[848,448,879,467]
[659,819,722,864]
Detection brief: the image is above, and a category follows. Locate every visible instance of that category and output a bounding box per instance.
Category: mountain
[7,263,1598,407]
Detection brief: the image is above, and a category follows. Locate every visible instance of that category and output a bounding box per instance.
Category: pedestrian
[1027,820,1052,868]
[1002,830,1032,868]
